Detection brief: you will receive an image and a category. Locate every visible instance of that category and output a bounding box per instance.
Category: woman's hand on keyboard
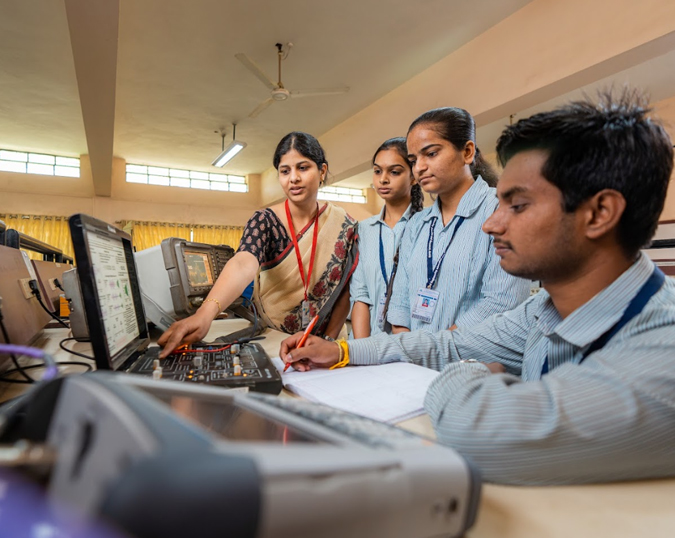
[280,334,340,371]
[157,311,212,358]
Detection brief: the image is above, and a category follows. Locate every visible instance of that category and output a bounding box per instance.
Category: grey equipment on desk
[134,237,234,331]
[0,371,480,538]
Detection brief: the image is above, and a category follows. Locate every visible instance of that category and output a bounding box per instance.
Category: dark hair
[372,137,424,215]
[496,88,674,256]
[273,131,328,173]
[408,107,499,187]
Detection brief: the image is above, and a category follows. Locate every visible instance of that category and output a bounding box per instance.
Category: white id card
[301,300,311,329]
[376,295,388,328]
[411,288,440,324]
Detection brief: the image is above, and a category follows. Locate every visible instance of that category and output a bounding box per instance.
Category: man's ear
[583,189,626,240]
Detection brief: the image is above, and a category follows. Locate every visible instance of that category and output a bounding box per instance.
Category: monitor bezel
[69,213,151,371]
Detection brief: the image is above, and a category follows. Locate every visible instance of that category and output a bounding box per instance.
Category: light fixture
[212,124,247,167]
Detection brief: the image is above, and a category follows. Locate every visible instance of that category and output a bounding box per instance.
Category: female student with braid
[350,137,424,337]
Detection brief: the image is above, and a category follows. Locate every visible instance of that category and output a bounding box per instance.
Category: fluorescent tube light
[212,141,247,167]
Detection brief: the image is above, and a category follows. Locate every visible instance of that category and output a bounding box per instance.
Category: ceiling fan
[235,43,350,118]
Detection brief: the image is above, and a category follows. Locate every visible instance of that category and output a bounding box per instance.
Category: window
[318,185,366,204]
[0,149,80,177]
[126,164,248,192]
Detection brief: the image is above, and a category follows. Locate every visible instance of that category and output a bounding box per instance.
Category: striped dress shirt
[348,253,675,485]
[350,204,413,336]
[387,176,530,332]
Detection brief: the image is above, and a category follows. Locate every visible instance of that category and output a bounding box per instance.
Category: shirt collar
[371,203,413,226]
[535,252,656,347]
[422,176,491,223]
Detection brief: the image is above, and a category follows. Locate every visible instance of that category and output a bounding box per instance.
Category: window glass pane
[55,166,80,177]
[209,173,229,182]
[148,175,170,186]
[27,163,54,176]
[29,153,55,165]
[170,168,189,178]
[170,177,191,188]
[191,179,210,190]
[55,156,79,167]
[229,183,247,193]
[227,175,246,183]
[337,194,352,202]
[0,150,28,162]
[148,166,169,176]
[126,164,147,174]
[353,195,367,204]
[190,171,209,180]
[126,173,148,184]
[210,182,229,191]
[0,160,27,173]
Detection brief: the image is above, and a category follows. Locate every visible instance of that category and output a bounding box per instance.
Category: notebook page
[271,357,439,423]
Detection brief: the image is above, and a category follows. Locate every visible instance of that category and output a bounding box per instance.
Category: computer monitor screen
[70,214,149,370]
[86,230,140,357]
[184,251,214,287]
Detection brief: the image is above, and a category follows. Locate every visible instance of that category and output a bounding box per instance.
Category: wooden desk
[3,319,675,538]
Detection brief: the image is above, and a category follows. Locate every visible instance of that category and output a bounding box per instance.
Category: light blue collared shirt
[350,204,413,336]
[387,176,530,332]
[348,253,675,485]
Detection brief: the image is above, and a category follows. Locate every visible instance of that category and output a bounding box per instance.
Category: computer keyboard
[249,393,433,449]
[128,342,282,395]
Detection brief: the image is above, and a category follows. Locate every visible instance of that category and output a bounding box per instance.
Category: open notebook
[271,357,440,424]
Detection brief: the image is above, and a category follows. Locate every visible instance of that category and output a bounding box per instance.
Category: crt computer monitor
[69,213,151,371]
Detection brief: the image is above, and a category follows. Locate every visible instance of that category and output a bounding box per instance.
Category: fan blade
[289,87,350,98]
[249,98,275,118]
[235,53,276,91]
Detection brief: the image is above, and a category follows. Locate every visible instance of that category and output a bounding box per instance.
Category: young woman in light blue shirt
[350,138,424,338]
[387,107,530,334]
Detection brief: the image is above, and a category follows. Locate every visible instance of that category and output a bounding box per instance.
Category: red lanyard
[285,200,320,301]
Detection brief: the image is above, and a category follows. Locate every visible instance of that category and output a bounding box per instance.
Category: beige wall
[0,154,377,226]
[655,95,675,221]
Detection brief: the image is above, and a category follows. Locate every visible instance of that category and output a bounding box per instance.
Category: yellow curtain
[0,213,73,260]
[121,221,191,252]
[192,224,244,250]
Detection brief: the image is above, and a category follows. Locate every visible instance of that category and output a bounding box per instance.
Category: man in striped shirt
[282,89,675,485]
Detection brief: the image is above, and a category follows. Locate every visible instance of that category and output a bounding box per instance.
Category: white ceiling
[0,0,534,179]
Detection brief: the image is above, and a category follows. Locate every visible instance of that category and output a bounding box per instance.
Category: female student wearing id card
[386,107,530,334]
[350,138,424,338]
[158,132,358,357]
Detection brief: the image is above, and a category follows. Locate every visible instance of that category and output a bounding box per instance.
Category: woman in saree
[158,131,358,357]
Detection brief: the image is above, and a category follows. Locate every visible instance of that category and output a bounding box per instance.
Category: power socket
[18,278,34,300]
[48,277,59,291]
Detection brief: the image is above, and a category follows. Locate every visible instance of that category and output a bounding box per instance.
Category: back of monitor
[0,245,52,371]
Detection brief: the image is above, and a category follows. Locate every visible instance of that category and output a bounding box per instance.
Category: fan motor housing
[271,88,290,101]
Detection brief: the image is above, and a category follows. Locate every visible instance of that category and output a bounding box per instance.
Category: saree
[253,203,358,335]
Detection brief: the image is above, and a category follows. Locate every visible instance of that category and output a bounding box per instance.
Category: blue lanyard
[426,216,465,289]
[541,266,665,376]
[378,223,403,287]
[378,224,391,286]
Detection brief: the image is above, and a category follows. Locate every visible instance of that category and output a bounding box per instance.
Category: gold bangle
[329,339,350,369]
[202,297,222,317]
